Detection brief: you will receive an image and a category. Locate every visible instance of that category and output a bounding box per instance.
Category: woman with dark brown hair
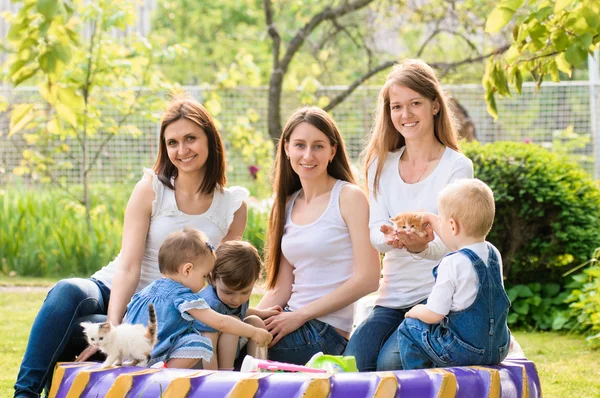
[256,106,380,365]
[15,95,248,398]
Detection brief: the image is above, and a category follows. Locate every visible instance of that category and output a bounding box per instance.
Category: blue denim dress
[194,285,249,332]
[125,278,213,365]
[397,243,511,369]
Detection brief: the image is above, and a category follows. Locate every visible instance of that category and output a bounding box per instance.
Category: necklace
[402,144,444,183]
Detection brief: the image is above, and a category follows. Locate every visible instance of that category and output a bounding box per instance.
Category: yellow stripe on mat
[48,363,92,398]
[105,368,162,398]
[229,373,272,398]
[302,374,332,398]
[162,370,215,398]
[428,368,457,398]
[373,372,399,398]
[470,366,501,398]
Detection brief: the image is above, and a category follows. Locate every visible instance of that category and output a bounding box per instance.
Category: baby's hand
[252,328,273,347]
[260,305,283,319]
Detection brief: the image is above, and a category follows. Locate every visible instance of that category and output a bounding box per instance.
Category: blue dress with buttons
[125,278,213,365]
[194,284,249,332]
[397,243,511,369]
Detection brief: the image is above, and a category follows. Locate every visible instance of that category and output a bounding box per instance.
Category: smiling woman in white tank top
[257,107,380,365]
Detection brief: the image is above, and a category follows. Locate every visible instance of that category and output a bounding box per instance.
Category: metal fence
[1,81,599,188]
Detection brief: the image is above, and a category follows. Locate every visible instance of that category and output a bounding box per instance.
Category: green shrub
[0,185,128,277]
[463,141,600,285]
[506,282,573,331]
[243,199,270,258]
[567,250,600,347]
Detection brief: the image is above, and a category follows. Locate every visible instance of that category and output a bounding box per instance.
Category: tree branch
[263,0,281,70]
[324,59,397,112]
[279,0,375,74]
[416,26,441,58]
[432,45,510,79]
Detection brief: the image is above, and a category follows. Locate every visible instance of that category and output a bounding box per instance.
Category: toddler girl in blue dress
[125,228,272,368]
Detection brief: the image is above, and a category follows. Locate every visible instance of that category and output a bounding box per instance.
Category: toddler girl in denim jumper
[195,241,282,370]
[125,228,272,368]
[381,179,511,370]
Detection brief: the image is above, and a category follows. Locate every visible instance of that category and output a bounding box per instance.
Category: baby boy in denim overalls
[396,178,511,369]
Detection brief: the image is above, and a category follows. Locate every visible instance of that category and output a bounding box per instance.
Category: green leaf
[57,87,85,111]
[551,29,570,52]
[485,7,516,33]
[39,51,57,73]
[551,311,569,330]
[513,301,530,315]
[556,53,572,76]
[555,0,575,13]
[36,0,59,19]
[55,103,78,128]
[549,60,560,82]
[8,104,35,137]
[565,45,587,68]
[12,66,39,87]
[485,90,498,120]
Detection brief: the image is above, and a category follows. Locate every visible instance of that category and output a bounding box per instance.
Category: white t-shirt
[426,242,504,315]
[92,168,248,292]
[369,147,473,308]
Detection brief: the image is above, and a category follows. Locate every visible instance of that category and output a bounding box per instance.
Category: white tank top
[92,168,248,292]
[282,179,355,333]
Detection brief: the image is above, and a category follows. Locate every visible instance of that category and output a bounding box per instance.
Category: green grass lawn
[1,289,599,397]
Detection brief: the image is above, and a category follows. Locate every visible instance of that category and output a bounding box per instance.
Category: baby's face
[215,279,254,309]
[187,258,214,293]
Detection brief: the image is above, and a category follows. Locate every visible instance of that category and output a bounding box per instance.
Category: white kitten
[81,303,157,368]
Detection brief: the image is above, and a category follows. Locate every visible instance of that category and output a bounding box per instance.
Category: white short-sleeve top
[92,168,248,292]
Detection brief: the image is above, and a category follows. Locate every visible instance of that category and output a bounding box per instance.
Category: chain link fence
[1,81,599,188]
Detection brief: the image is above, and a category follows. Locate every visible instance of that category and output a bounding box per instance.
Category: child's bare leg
[167,357,201,368]
[201,332,219,370]
[244,315,268,359]
[217,333,239,369]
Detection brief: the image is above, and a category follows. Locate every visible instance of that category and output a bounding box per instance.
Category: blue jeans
[344,305,415,371]
[14,278,110,398]
[268,316,348,365]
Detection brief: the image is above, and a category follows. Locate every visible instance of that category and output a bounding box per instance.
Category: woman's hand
[76,345,99,362]
[381,224,406,249]
[397,224,434,253]
[264,311,307,347]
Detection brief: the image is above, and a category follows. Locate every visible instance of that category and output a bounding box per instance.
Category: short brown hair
[158,227,216,275]
[438,178,495,238]
[209,241,262,290]
[153,94,226,194]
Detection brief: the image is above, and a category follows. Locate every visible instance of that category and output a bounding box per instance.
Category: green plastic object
[305,352,358,373]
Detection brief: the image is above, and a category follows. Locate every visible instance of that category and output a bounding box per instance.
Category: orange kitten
[390,212,428,237]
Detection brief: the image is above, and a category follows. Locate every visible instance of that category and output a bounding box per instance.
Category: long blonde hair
[265,107,356,289]
[362,59,460,197]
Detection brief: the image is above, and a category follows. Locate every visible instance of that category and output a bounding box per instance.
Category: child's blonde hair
[438,178,495,238]
[209,241,262,290]
[158,227,216,275]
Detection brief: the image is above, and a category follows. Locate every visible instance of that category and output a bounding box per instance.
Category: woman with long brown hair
[15,95,248,397]
[344,59,473,371]
[256,106,380,365]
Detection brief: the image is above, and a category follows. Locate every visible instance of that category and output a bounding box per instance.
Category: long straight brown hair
[265,107,356,289]
[154,95,226,194]
[362,59,460,198]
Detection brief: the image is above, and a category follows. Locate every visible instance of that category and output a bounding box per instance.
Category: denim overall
[397,243,511,369]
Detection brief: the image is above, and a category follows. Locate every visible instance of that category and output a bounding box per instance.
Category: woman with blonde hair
[15,96,248,397]
[257,106,380,364]
[344,59,473,371]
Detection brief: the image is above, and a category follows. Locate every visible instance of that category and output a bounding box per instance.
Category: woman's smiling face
[389,84,439,142]
[164,118,209,173]
[284,122,336,180]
